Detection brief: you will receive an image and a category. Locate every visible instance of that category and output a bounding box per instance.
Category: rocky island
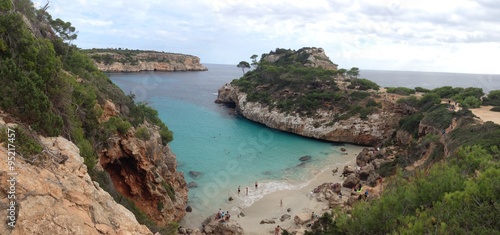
[85,49,208,72]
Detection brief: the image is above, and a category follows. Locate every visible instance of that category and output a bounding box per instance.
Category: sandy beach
[229,147,363,235]
[470,105,500,125]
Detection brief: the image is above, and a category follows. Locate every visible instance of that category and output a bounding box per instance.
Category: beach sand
[470,105,500,125]
[231,147,362,235]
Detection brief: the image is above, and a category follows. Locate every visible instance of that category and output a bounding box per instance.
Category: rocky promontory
[100,121,188,226]
[215,47,402,146]
[86,49,208,72]
[0,120,153,234]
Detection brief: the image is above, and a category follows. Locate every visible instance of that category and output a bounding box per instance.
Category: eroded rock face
[90,52,208,72]
[215,84,400,146]
[99,123,188,226]
[0,136,152,235]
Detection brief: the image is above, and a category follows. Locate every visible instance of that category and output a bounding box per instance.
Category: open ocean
[108,64,500,225]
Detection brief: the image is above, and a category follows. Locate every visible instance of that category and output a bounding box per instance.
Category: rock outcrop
[263,47,338,70]
[202,213,243,235]
[99,122,188,226]
[0,134,152,235]
[215,84,400,146]
[87,50,208,72]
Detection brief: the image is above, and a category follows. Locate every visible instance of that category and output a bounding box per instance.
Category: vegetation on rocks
[231,48,381,118]
[1,0,175,233]
[306,87,500,234]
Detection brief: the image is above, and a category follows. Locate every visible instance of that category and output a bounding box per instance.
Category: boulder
[189,171,202,179]
[332,182,342,194]
[260,219,276,224]
[343,165,356,176]
[186,206,192,212]
[356,148,372,167]
[178,227,187,234]
[341,147,347,152]
[287,208,291,212]
[202,213,244,235]
[239,212,245,217]
[187,181,198,188]
[299,155,312,161]
[342,175,360,188]
[280,214,291,222]
[294,213,311,225]
[358,165,375,180]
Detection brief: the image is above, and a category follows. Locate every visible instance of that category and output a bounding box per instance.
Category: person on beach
[280,199,283,207]
[246,187,248,195]
[238,186,241,194]
[274,225,280,235]
[216,208,222,219]
[225,211,230,221]
[255,181,258,189]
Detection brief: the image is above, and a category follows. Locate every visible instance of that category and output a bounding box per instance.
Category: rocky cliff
[87,50,208,72]
[0,119,152,234]
[216,83,400,146]
[99,122,188,226]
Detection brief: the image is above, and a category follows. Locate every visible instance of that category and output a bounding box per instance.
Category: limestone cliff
[99,122,188,226]
[215,47,402,146]
[0,123,152,234]
[86,50,208,72]
[216,83,400,146]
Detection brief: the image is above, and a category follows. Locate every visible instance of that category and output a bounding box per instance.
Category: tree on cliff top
[237,61,250,75]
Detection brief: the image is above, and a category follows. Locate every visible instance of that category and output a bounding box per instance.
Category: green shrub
[116,120,132,135]
[421,104,454,130]
[399,113,424,138]
[483,90,500,106]
[135,127,150,140]
[161,181,176,202]
[0,127,43,156]
[349,78,380,90]
[386,87,416,95]
[415,87,430,93]
[460,96,481,108]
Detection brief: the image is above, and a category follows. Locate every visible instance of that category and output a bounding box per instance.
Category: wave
[230,179,308,211]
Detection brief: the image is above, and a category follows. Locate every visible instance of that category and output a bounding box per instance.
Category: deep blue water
[109,64,500,225]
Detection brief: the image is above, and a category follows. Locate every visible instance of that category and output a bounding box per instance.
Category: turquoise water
[109,64,500,225]
[108,65,357,225]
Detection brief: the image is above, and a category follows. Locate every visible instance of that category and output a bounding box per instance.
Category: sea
[108,64,500,225]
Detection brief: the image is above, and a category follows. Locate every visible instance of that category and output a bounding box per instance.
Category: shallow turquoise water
[109,65,500,225]
[109,64,357,224]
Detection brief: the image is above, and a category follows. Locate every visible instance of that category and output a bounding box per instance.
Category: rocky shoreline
[87,50,208,72]
[215,83,404,146]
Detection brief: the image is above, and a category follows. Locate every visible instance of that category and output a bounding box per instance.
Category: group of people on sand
[237,181,258,196]
[215,208,231,222]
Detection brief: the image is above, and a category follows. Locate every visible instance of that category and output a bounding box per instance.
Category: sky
[34,0,500,74]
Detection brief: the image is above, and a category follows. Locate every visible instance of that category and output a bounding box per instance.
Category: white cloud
[33,0,500,73]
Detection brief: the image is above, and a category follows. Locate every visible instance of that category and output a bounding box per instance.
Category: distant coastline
[85,48,208,72]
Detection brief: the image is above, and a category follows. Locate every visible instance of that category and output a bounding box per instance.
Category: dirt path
[470,106,500,125]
